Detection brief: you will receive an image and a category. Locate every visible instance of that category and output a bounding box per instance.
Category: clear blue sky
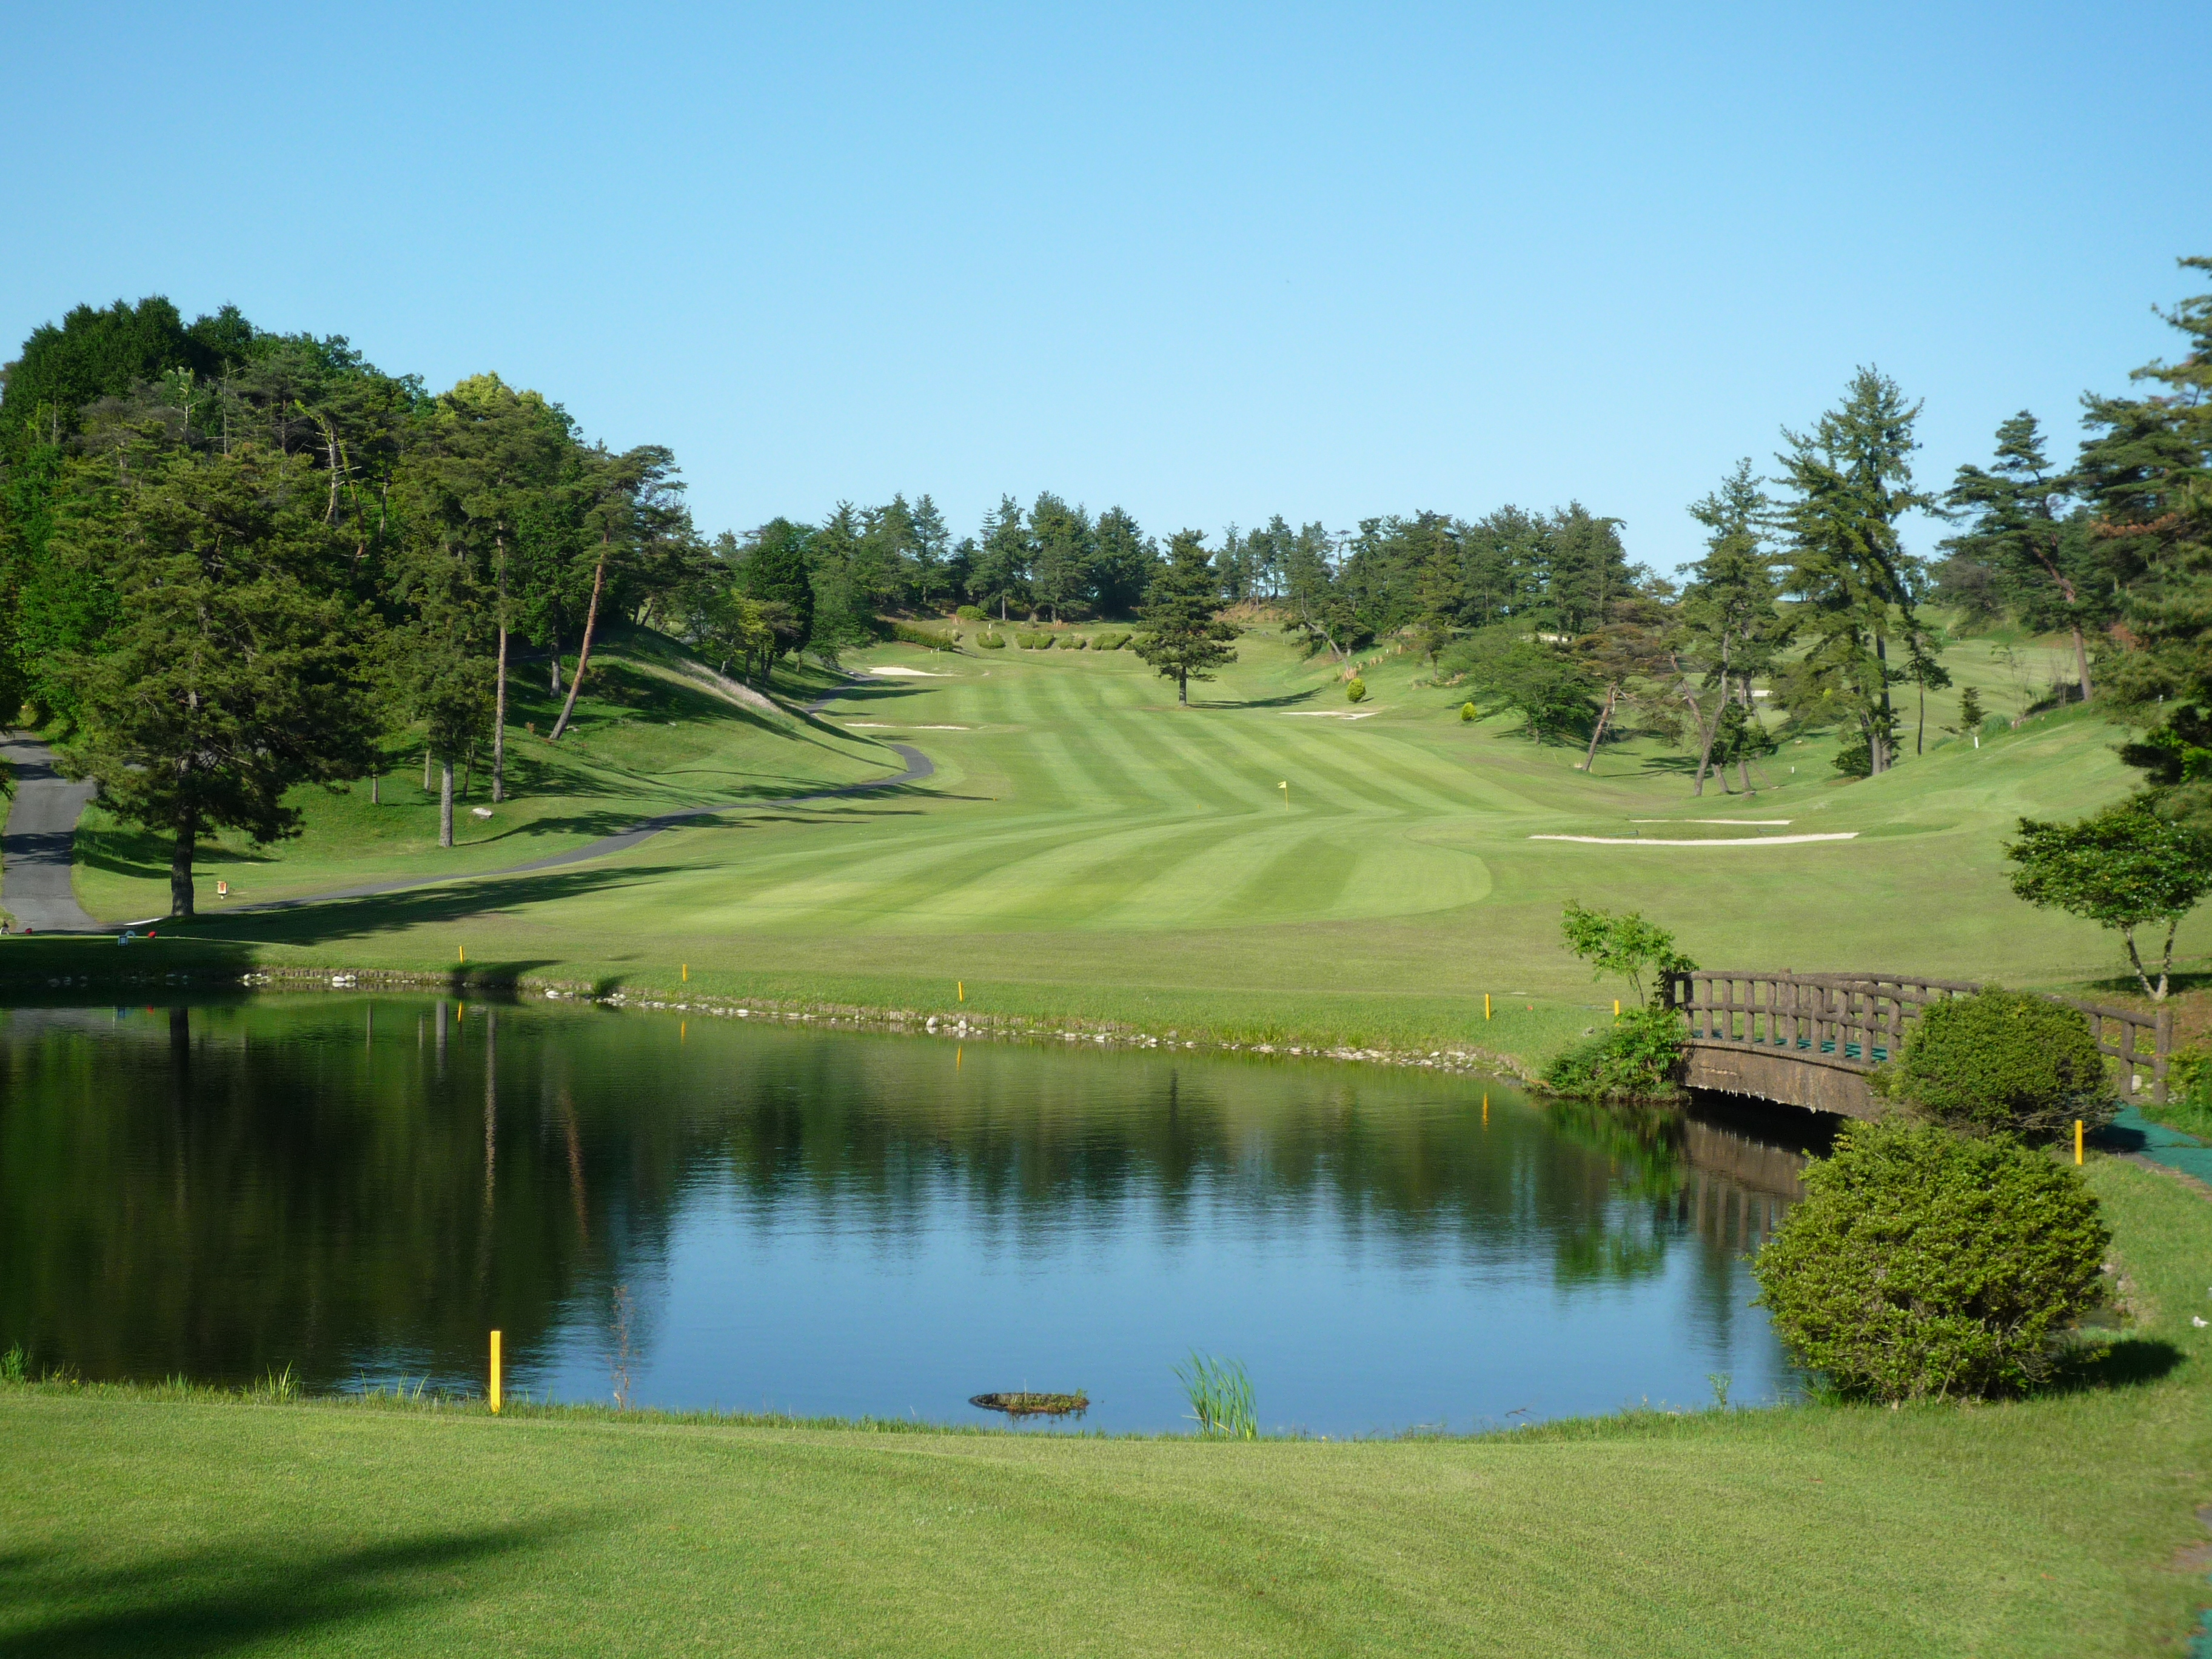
[6,2,2207,571]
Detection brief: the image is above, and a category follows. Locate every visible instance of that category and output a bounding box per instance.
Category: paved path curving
[1,734,99,932]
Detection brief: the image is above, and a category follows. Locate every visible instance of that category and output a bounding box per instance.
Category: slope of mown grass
[2,1156,2204,1658]
[67,628,899,920]
[33,622,2196,1070]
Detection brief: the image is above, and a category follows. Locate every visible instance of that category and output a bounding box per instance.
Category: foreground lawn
[4,1158,2207,1657]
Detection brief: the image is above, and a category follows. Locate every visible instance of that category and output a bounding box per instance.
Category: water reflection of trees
[0,1000,1809,1389]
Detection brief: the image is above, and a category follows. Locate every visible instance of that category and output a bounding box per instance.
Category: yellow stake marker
[956,1045,963,1070]
[1484,994,1492,1021]
[489,1330,502,1415]
[2075,1119,2084,1165]
[1482,1093,1489,1127]
[1614,999,1621,1017]
[458,944,465,964]
[1279,780,1289,808]
[682,964,689,983]
[958,981,965,1002]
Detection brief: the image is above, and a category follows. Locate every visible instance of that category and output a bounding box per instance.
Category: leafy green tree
[2006,799,2212,999]
[737,518,816,659]
[1437,626,1597,744]
[1134,531,1238,705]
[402,375,572,804]
[1775,369,1931,776]
[52,443,379,915]
[1942,412,2102,700]
[1558,899,1693,1005]
[1538,504,1632,638]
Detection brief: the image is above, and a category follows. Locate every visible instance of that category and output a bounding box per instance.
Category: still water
[0,995,1819,1434]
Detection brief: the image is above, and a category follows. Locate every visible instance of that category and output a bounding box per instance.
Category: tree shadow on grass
[0,1517,591,1658]
[206,865,692,945]
[1194,688,1322,709]
[2045,1335,2186,1395]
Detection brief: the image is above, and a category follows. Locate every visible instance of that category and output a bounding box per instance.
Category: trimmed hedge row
[975,633,1007,649]
[1015,632,1054,649]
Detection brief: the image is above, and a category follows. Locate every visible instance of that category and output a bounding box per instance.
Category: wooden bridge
[1666,970,2172,1120]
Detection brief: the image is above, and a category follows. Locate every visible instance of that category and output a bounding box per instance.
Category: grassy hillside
[31,622,2189,1067]
[69,628,900,919]
[4,1155,2205,1657]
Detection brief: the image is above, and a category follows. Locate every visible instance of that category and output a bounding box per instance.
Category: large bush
[1541,1005,1687,1102]
[1092,631,1131,651]
[1015,631,1053,650]
[1882,988,2111,1140]
[1752,1120,2108,1401]
[975,633,1007,650]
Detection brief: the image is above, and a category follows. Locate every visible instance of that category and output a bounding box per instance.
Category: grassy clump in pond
[2,1159,2207,1654]
[968,1390,1089,1419]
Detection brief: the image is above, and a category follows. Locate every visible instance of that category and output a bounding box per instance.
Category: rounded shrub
[1541,1004,1687,1102]
[1752,1119,2108,1401]
[1883,988,2111,1140]
[976,632,1007,650]
[955,605,986,622]
[1460,702,1477,723]
[1346,677,1368,703]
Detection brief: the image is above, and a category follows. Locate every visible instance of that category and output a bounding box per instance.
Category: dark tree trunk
[493,538,508,803]
[1177,669,1188,706]
[549,551,608,742]
[2071,624,2093,702]
[169,817,198,918]
[440,760,455,848]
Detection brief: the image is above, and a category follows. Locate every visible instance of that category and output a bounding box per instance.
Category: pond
[0,995,1820,1435]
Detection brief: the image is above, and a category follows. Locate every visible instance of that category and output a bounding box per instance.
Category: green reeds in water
[1175,1352,1257,1439]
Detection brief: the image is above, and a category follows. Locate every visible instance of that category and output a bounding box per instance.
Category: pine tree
[1942,412,2100,700]
[52,443,379,915]
[1775,368,1930,776]
[1134,531,1238,705]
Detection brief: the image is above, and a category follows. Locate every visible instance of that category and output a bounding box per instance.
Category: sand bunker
[860,666,948,677]
[1284,709,1380,719]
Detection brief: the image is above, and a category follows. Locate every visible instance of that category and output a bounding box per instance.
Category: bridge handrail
[1664,970,2171,1104]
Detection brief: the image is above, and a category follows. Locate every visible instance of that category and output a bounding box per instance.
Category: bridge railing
[1665,971,2171,1105]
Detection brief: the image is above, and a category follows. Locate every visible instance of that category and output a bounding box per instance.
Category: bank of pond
[0,994,1824,1436]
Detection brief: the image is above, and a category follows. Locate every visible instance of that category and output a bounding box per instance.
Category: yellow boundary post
[958,981,964,1002]
[682,964,689,983]
[2075,1120,2084,1165]
[1484,994,1491,1021]
[489,1330,502,1413]
[458,944,465,965]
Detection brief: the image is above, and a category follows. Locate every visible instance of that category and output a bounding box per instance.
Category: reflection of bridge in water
[1675,1114,1809,1253]
[1668,971,2171,1120]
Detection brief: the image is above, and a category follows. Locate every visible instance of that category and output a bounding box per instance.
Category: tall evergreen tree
[1677,460,1787,794]
[1134,530,1238,705]
[1090,506,1156,615]
[1029,491,1094,621]
[50,441,379,914]
[970,495,1031,621]
[1775,367,1930,776]
[1942,412,2100,700]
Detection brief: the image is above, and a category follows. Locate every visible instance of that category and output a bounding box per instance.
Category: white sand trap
[843,722,969,730]
[1531,832,1858,846]
[1284,709,1380,719]
[860,666,948,677]
[1629,818,1791,826]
